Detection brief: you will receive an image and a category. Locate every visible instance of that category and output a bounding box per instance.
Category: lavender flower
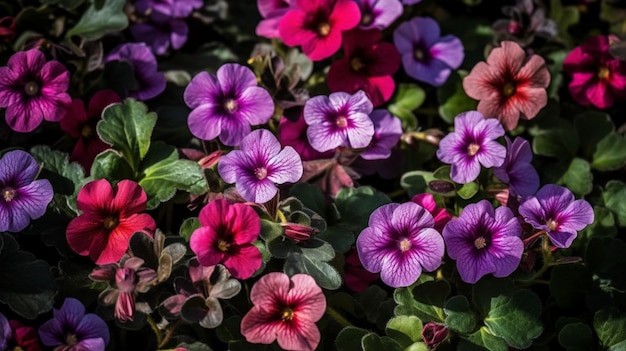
[356,202,445,288]
[443,200,523,284]
[356,0,403,30]
[0,312,9,350]
[393,17,464,86]
[518,184,594,248]
[130,13,188,55]
[0,150,53,232]
[104,43,166,100]
[436,111,506,184]
[135,0,203,18]
[494,136,539,196]
[218,129,303,204]
[360,109,402,160]
[38,298,109,351]
[304,90,375,153]
[184,63,275,146]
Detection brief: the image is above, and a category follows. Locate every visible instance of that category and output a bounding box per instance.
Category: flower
[492,0,557,47]
[356,0,403,30]
[218,129,303,204]
[104,43,166,100]
[59,90,121,172]
[184,63,275,146]
[256,0,292,38]
[327,29,401,107]
[66,179,156,265]
[0,316,41,351]
[493,136,539,196]
[241,273,326,351]
[360,109,402,160]
[278,115,334,161]
[356,202,445,288]
[393,17,464,86]
[436,111,506,184]
[443,200,523,284]
[0,49,71,133]
[422,323,448,349]
[135,0,203,17]
[562,35,626,109]
[130,14,188,55]
[518,184,594,248]
[278,0,361,61]
[411,193,452,233]
[303,91,374,153]
[38,298,110,351]
[189,199,262,279]
[0,17,17,44]
[343,247,379,292]
[0,150,53,233]
[463,40,550,130]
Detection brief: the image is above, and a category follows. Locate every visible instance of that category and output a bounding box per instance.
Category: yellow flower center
[336,116,348,128]
[281,307,295,321]
[351,57,365,72]
[66,333,78,346]
[2,187,16,202]
[502,82,516,97]
[81,124,93,138]
[254,167,268,180]
[24,81,39,96]
[318,23,330,36]
[546,219,558,231]
[399,238,412,252]
[103,216,119,230]
[217,239,231,252]
[474,236,487,249]
[598,66,610,80]
[467,143,480,156]
[361,13,373,26]
[224,99,237,113]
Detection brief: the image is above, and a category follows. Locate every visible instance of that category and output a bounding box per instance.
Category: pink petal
[59,99,88,137]
[111,179,149,216]
[463,62,500,100]
[301,29,342,61]
[225,202,261,244]
[222,244,262,279]
[189,226,225,267]
[516,55,550,88]
[330,0,361,31]
[513,86,548,120]
[487,41,526,75]
[288,274,326,322]
[275,319,321,351]
[66,215,106,256]
[585,81,612,109]
[568,73,594,106]
[87,89,122,117]
[278,10,316,47]
[76,179,113,214]
[249,271,290,306]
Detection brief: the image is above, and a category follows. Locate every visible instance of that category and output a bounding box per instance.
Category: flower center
[224,99,237,113]
[467,143,480,156]
[350,57,365,72]
[317,22,330,36]
[502,82,516,97]
[254,167,268,180]
[217,239,231,252]
[361,13,373,26]
[2,187,16,202]
[103,216,119,230]
[546,219,558,231]
[336,115,348,128]
[66,333,78,346]
[508,21,522,35]
[474,236,487,249]
[281,307,295,321]
[81,124,93,138]
[598,66,610,80]
[24,81,40,96]
[399,238,412,252]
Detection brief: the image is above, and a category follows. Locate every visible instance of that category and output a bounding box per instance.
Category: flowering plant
[1,0,625,350]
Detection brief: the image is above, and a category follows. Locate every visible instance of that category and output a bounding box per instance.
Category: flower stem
[523,230,546,247]
[159,319,183,349]
[147,315,163,347]
[326,306,352,328]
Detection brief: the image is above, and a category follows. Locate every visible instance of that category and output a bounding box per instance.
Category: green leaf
[574,111,614,158]
[459,327,508,351]
[334,186,391,232]
[361,333,403,351]
[437,71,477,124]
[577,206,617,245]
[394,279,450,323]
[558,323,593,351]
[558,157,593,196]
[300,253,341,290]
[336,326,369,351]
[472,278,515,317]
[530,117,579,158]
[179,217,200,242]
[386,315,423,348]
[457,181,479,200]
[389,83,426,130]
[260,219,283,242]
[550,0,580,45]
[289,183,327,218]
[444,295,478,334]
[592,132,626,171]
[66,0,128,41]
[90,149,134,180]
[594,308,626,347]
[400,171,435,197]
[549,264,593,309]
[483,289,543,349]
[602,181,626,227]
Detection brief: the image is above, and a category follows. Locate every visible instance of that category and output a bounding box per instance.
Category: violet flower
[443,200,523,284]
[360,109,402,160]
[38,298,110,351]
[393,17,464,86]
[0,150,53,233]
[356,0,403,30]
[436,111,506,184]
[518,184,594,248]
[493,136,539,197]
[104,43,166,100]
[303,90,375,153]
[130,13,188,55]
[218,129,303,204]
[184,63,275,146]
[356,202,445,288]
[135,0,203,18]
[0,313,9,350]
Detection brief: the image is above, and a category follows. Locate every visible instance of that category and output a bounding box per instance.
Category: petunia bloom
[436,111,506,184]
[393,17,464,87]
[38,298,110,351]
[184,63,275,146]
[518,184,594,248]
[356,0,403,30]
[411,193,452,233]
[493,136,539,196]
[241,273,326,351]
[130,14,188,55]
[562,35,626,109]
[218,129,303,204]
[0,150,53,233]
[256,0,292,38]
[492,0,557,47]
[104,43,166,100]
[278,115,334,161]
[443,200,523,284]
[278,0,361,61]
[0,315,41,351]
[463,40,550,130]
[0,49,71,133]
[303,90,374,153]
[66,179,156,265]
[189,199,262,279]
[356,202,445,288]
[135,0,203,17]
[360,109,402,160]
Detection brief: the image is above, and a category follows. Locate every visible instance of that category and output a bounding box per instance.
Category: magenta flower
[356,202,445,288]
[304,90,374,153]
[436,111,506,184]
[241,273,326,351]
[360,109,402,160]
[443,200,523,284]
[184,63,274,146]
[104,43,166,100]
[218,129,303,204]
[130,14,188,55]
[518,184,594,248]
[0,49,71,133]
[343,247,379,292]
[0,315,41,351]
[278,115,334,161]
[135,0,203,17]
[256,0,292,38]
[411,193,452,233]
[493,136,539,197]
[0,150,53,233]
[393,17,464,86]
[356,0,403,30]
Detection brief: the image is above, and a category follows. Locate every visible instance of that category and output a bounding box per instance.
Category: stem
[326,306,352,328]
[523,230,546,246]
[147,315,163,347]
[159,319,183,349]
[520,235,553,284]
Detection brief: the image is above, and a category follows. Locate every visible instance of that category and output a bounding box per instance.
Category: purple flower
[38,298,109,351]
[356,0,403,30]
[0,312,10,350]
[518,184,594,248]
[0,150,53,232]
[0,49,71,133]
[436,111,506,184]
[184,63,275,146]
[393,17,464,86]
[443,200,523,284]
[304,90,375,153]
[356,202,445,288]
[402,0,422,4]
[218,129,303,204]
[104,43,166,100]
[360,109,402,160]
[135,0,203,18]
[494,136,539,196]
[130,13,188,55]
[256,0,292,38]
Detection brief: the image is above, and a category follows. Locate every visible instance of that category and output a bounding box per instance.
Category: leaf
[66,0,128,41]
[334,186,391,232]
[483,289,543,349]
[459,327,508,351]
[594,308,626,347]
[179,217,201,242]
[602,181,626,227]
[336,326,369,351]
[444,295,478,334]
[386,315,423,348]
[361,333,403,351]
[592,132,626,171]
[550,0,580,44]
[400,171,435,197]
[388,83,425,130]
[530,117,579,158]
[471,278,515,316]
[90,149,134,180]
[558,323,593,351]
[549,264,593,309]
[300,253,342,290]
[394,278,450,323]
[260,219,283,242]
[558,157,593,196]
[437,71,477,124]
[574,111,614,158]
[457,181,479,200]
[289,182,327,218]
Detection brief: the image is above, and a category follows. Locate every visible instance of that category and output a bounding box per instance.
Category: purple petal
[306,121,347,152]
[303,95,333,126]
[546,230,577,249]
[436,133,463,164]
[169,19,189,50]
[380,249,424,287]
[184,72,221,108]
[4,98,46,133]
[368,202,400,232]
[489,207,523,277]
[391,202,435,235]
[75,313,109,345]
[346,90,374,115]
[456,249,496,284]
[518,197,545,229]
[360,109,402,160]
[356,227,392,273]
[236,176,278,204]
[240,129,281,165]
[14,179,54,220]
[0,150,40,186]
[38,319,64,346]
[216,64,258,96]
[402,57,452,87]
[217,150,245,184]
[476,140,506,168]
[411,228,445,272]
[56,298,85,330]
[187,104,224,141]
[361,0,403,30]
[429,35,464,70]
[218,116,251,146]
[237,86,275,125]
[74,338,106,351]
[449,157,481,184]
[476,117,505,141]
[346,112,375,149]
[454,110,485,132]
[267,146,303,184]
[130,23,170,55]
[559,199,594,232]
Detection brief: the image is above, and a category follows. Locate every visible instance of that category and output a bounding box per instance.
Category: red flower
[189,199,262,279]
[241,273,326,351]
[66,179,156,265]
[327,29,400,107]
[462,41,550,130]
[278,0,361,61]
[7,320,41,351]
[59,90,121,172]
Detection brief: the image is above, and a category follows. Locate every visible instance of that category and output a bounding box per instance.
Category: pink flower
[411,193,452,233]
[278,0,361,61]
[189,199,262,279]
[563,35,626,109]
[462,41,550,130]
[256,0,292,38]
[241,273,326,351]
[278,115,334,161]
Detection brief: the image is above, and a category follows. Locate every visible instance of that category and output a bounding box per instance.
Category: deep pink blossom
[256,0,292,38]
[278,115,334,161]
[411,193,452,233]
